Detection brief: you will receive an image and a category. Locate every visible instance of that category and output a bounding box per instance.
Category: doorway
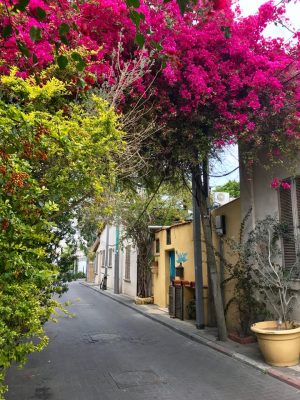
[169,250,175,282]
[165,249,176,307]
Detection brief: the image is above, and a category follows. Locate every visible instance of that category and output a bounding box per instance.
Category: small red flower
[85,76,95,85]
[271,178,280,189]
[1,219,9,230]
[281,181,291,190]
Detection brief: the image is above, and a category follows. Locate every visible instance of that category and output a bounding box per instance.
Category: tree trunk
[193,168,227,341]
[200,193,227,340]
[136,241,152,298]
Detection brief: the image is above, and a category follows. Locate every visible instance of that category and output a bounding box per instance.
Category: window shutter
[295,178,300,227]
[279,183,296,269]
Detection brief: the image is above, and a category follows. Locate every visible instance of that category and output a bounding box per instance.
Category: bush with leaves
[223,210,268,336]
[0,70,123,397]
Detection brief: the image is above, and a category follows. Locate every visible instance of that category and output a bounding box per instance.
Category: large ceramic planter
[251,321,300,367]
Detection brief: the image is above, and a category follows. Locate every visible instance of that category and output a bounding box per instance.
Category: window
[125,245,131,281]
[94,253,98,274]
[166,228,171,245]
[155,239,160,254]
[102,250,106,267]
[279,177,300,279]
[108,248,113,267]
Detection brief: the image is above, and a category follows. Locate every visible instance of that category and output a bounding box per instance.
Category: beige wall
[86,261,95,283]
[212,199,241,332]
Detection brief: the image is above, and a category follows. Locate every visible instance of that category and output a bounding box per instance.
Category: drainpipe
[114,224,120,294]
[192,166,205,329]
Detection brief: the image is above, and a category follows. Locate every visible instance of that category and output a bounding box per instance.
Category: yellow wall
[212,198,241,332]
[152,222,208,323]
[152,198,241,331]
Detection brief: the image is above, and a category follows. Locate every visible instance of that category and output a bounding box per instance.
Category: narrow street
[5,282,300,400]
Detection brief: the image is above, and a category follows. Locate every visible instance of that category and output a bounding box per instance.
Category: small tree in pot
[247,216,298,327]
[247,216,300,366]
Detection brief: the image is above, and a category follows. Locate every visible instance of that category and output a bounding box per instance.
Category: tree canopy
[1,0,299,173]
[214,180,240,198]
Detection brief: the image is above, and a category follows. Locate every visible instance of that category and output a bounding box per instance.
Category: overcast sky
[239,0,300,39]
[210,0,300,188]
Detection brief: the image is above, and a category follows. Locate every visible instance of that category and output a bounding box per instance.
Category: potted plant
[175,251,188,279]
[247,216,300,366]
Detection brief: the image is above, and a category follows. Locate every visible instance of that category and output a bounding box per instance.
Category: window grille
[125,245,131,281]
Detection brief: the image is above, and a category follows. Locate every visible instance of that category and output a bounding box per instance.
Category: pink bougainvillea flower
[213,0,231,10]
[272,148,281,157]
[0,0,299,167]
[281,181,291,190]
[271,178,280,189]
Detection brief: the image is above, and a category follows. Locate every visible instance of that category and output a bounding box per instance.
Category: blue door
[169,250,175,281]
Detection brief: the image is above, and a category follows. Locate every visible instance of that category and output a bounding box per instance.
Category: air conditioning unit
[213,192,230,206]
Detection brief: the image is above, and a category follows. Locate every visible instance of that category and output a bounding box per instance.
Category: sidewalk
[80,281,300,391]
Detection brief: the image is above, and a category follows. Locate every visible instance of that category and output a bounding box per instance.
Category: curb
[80,282,300,391]
[268,369,300,390]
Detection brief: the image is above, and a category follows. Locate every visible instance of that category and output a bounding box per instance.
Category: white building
[75,249,87,274]
[92,225,137,298]
[240,154,300,320]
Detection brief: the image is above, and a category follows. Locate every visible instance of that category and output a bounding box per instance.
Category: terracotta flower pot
[251,321,300,367]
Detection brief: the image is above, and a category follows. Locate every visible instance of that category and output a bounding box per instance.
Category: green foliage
[0,69,123,396]
[29,26,42,42]
[73,271,86,279]
[223,210,268,336]
[214,180,240,198]
[109,182,191,296]
[246,216,299,325]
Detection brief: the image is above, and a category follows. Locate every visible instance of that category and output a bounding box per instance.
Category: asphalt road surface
[5,282,300,400]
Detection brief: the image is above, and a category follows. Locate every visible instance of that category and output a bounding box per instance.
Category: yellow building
[152,198,241,330]
[152,220,209,323]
